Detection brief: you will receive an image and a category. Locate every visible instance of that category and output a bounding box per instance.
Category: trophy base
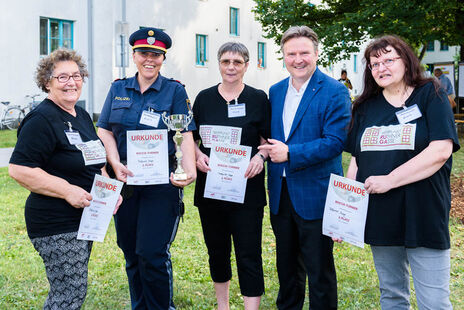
[173,173,188,181]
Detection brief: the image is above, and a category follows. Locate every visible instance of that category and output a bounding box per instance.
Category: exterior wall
[1,0,287,117]
[422,42,460,65]
[0,0,89,108]
[1,1,458,115]
[115,0,288,109]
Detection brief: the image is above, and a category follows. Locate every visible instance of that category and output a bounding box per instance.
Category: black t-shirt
[10,99,105,238]
[346,82,460,249]
[192,84,271,208]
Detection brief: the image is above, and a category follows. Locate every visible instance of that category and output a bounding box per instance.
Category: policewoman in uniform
[97,28,196,309]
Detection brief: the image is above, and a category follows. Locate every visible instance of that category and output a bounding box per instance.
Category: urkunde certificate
[126,129,169,185]
[322,174,369,248]
[77,174,123,242]
[204,143,251,204]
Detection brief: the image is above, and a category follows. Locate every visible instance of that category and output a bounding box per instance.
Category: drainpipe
[121,0,127,78]
[87,0,95,118]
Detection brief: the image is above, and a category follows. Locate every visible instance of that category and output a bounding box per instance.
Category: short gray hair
[217,42,250,63]
[281,26,319,52]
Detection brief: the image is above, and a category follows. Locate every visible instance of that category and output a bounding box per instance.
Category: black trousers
[270,179,337,310]
[198,204,265,297]
[114,184,182,310]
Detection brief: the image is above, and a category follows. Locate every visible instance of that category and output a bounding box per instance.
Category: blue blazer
[268,67,351,220]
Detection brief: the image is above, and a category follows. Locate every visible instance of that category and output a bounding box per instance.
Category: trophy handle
[161,112,171,130]
[185,110,193,128]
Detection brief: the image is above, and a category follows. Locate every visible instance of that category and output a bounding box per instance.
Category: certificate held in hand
[204,143,251,204]
[322,174,369,248]
[126,129,169,185]
[77,174,123,242]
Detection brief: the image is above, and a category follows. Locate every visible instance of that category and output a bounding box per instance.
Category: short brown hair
[35,48,88,93]
[281,26,318,52]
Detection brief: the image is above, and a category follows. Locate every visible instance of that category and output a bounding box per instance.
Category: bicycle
[24,94,41,115]
[0,101,24,130]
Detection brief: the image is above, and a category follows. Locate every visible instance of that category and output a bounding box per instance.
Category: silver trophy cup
[162,111,193,180]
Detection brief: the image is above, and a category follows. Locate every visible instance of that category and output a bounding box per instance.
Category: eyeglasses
[368,57,401,71]
[50,73,83,83]
[219,59,246,66]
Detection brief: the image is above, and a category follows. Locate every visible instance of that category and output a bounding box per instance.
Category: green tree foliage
[253,0,464,66]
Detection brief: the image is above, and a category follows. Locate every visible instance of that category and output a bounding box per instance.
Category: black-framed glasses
[219,59,246,66]
[368,57,401,71]
[50,73,83,83]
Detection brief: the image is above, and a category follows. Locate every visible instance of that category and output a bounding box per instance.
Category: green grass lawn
[0,129,17,148]
[1,162,464,309]
[1,130,463,309]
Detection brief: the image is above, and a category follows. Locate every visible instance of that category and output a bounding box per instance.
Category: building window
[257,42,266,68]
[440,41,449,51]
[196,34,208,66]
[426,41,434,52]
[353,55,358,73]
[40,17,73,55]
[230,7,240,36]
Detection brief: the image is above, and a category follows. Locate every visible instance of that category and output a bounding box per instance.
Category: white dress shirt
[283,77,311,140]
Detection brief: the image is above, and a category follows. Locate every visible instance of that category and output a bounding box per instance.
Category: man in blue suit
[259,26,351,309]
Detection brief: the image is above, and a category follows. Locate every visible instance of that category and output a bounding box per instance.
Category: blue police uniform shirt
[438,74,454,96]
[97,73,196,160]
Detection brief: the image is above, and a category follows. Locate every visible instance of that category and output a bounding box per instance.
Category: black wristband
[258,153,266,162]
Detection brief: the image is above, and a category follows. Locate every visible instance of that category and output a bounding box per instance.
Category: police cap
[129,28,172,54]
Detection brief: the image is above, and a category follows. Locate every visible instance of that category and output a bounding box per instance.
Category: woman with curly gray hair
[9,48,120,309]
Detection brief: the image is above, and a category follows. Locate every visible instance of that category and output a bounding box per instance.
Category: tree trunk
[418,44,426,61]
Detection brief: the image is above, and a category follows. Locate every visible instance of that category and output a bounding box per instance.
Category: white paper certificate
[322,174,369,248]
[126,130,169,185]
[204,143,251,203]
[199,125,242,148]
[77,174,123,242]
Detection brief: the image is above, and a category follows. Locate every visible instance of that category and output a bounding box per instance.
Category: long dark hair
[351,35,436,126]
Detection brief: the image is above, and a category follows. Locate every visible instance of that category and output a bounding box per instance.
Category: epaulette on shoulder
[113,77,127,83]
[168,78,185,87]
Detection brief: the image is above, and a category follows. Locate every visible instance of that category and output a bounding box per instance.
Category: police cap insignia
[147,37,156,45]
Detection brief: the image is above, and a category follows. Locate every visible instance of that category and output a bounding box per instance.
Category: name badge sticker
[395,104,422,124]
[64,121,83,145]
[228,103,246,118]
[140,110,161,127]
[65,131,83,145]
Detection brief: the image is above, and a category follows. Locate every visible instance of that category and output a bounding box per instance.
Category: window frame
[439,41,449,51]
[353,55,357,73]
[426,41,435,52]
[196,34,208,66]
[257,42,266,69]
[40,17,74,55]
[229,7,240,36]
